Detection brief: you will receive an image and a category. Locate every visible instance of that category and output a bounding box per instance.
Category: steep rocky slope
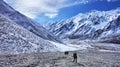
[0,0,62,43]
[0,13,59,54]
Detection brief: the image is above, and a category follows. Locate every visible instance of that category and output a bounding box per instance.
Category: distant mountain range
[47,8,120,44]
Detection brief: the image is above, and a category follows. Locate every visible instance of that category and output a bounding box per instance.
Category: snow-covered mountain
[0,0,62,43]
[0,14,87,54]
[47,8,120,43]
[100,15,120,43]
[0,0,90,54]
[0,13,59,54]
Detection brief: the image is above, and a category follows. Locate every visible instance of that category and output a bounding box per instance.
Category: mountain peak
[47,8,120,43]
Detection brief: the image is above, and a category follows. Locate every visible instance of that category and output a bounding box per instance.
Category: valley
[0,43,120,67]
[0,0,120,67]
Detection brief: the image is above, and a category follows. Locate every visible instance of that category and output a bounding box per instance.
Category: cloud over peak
[4,0,89,19]
[4,0,118,19]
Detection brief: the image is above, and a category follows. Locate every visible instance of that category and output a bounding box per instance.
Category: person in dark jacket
[73,53,77,63]
[64,51,69,55]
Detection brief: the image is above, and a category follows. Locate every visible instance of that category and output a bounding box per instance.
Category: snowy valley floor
[0,43,120,67]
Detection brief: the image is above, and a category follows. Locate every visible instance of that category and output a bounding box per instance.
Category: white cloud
[4,0,118,19]
[4,0,89,19]
[107,0,111,2]
[99,0,118,2]
[45,13,58,18]
[107,0,118,2]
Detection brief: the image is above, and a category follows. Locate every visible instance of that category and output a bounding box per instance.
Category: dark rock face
[100,16,120,44]
[105,15,120,30]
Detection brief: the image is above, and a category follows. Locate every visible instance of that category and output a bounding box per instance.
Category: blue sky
[4,0,120,24]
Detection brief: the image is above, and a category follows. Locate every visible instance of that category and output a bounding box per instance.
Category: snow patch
[99,50,120,53]
[49,41,91,51]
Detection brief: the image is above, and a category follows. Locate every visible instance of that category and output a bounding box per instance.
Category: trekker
[64,51,69,55]
[73,53,77,63]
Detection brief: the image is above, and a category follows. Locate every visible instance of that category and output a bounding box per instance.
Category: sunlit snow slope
[48,9,120,43]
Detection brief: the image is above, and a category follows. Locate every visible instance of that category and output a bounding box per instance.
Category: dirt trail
[0,49,120,67]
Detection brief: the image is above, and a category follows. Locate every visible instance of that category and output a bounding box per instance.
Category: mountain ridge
[47,8,120,43]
